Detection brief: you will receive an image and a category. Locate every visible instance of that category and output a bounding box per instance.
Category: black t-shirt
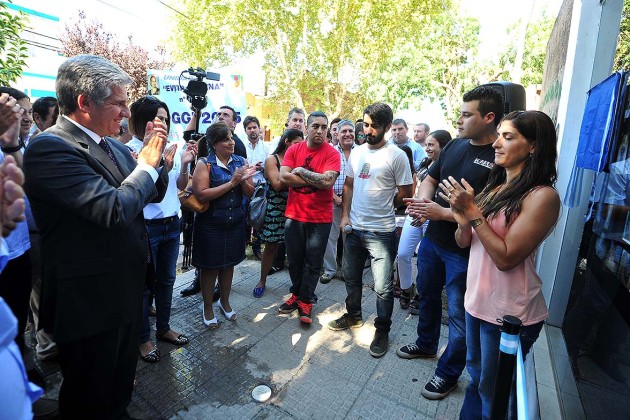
[425,138,495,254]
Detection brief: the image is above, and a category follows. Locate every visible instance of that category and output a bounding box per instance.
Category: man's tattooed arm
[291,167,339,189]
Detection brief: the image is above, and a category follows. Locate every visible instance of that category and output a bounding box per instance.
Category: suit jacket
[23,117,168,343]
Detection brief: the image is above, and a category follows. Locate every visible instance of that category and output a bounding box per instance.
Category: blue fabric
[141,217,181,342]
[342,229,397,332]
[192,154,248,270]
[577,72,624,171]
[0,240,8,273]
[415,236,468,382]
[565,71,628,207]
[0,297,43,418]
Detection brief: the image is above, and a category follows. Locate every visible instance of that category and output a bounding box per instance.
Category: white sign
[147,69,246,138]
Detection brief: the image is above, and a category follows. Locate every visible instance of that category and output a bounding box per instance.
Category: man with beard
[277,111,340,325]
[327,103,413,357]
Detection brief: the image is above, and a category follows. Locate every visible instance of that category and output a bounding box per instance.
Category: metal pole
[490,315,522,420]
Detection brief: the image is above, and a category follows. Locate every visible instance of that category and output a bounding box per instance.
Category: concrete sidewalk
[36,257,467,419]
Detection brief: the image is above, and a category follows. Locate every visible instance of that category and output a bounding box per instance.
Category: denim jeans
[415,236,468,382]
[284,218,331,303]
[396,215,424,290]
[141,217,180,342]
[460,312,543,420]
[342,229,397,332]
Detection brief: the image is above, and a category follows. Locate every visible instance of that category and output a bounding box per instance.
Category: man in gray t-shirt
[327,102,413,358]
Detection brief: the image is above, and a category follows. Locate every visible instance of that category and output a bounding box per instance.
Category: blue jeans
[415,236,468,382]
[141,217,180,342]
[342,229,397,332]
[284,218,331,303]
[460,313,543,420]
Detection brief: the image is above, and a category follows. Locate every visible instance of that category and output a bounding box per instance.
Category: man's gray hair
[337,119,354,131]
[287,107,305,120]
[56,54,132,115]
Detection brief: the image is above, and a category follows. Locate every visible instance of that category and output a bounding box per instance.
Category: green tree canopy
[172,0,449,131]
[0,1,29,86]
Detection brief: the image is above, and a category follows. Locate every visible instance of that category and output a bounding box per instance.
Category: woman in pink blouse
[441,110,561,419]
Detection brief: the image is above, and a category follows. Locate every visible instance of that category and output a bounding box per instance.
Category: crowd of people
[0,54,562,420]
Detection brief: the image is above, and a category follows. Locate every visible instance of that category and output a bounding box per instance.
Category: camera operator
[182,107,246,159]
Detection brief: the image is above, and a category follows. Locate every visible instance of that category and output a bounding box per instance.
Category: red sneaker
[278,294,299,313]
[297,301,313,324]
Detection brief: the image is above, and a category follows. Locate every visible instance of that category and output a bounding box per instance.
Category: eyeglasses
[356,134,366,139]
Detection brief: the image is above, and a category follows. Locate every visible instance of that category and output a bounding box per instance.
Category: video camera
[179,68,221,138]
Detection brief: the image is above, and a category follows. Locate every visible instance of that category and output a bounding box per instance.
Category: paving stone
[31,251,471,419]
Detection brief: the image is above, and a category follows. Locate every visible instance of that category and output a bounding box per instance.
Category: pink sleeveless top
[464,212,548,326]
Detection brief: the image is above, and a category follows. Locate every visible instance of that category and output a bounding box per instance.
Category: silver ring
[448,193,452,199]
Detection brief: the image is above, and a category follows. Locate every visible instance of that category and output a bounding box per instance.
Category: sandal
[140,348,161,363]
[218,300,237,321]
[157,332,189,346]
[253,286,265,298]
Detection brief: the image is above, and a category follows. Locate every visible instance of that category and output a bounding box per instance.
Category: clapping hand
[181,142,197,166]
[0,155,26,237]
[163,144,177,172]
[438,176,476,215]
[230,165,257,185]
[138,117,167,168]
[0,94,23,138]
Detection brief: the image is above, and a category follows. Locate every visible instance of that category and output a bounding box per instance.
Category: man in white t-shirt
[328,102,413,358]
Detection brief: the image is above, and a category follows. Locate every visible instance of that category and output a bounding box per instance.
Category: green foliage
[0,2,29,86]
[496,11,555,86]
[614,0,630,71]
[172,0,448,132]
[172,0,554,131]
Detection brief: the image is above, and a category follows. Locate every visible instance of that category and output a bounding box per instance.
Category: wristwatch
[470,218,484,228]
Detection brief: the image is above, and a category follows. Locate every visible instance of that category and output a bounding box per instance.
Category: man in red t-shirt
[277,111,340,325]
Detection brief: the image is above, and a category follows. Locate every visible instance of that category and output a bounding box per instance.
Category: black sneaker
[421,375,458,400]
[369,330,389,358]
[278,294,299,313]
[327,313,363,331]
[297,301,313,324]
[396,343,437,359]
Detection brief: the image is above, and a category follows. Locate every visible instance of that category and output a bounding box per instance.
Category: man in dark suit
[23,54,168,419]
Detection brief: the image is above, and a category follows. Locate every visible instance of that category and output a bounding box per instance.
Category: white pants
[323,204,342,276]
[396,215,425,290]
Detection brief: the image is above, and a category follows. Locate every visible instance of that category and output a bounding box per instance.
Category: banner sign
[147,69,246,139]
